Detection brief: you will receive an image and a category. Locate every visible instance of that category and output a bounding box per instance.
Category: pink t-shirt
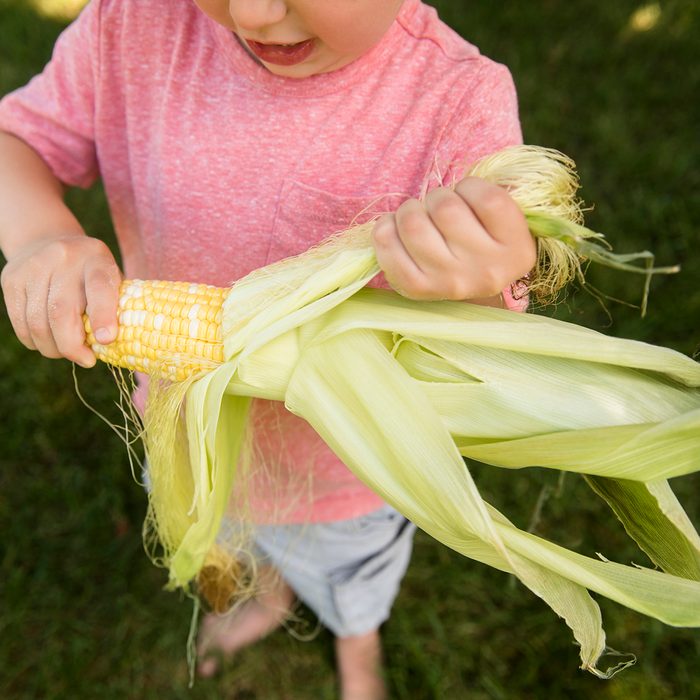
[0,0,523,522]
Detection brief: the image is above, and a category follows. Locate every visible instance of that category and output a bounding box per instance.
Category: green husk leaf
[284,326,700,676]
[585,477,700,581]
[169,364,250,588]
[525,211,680,314]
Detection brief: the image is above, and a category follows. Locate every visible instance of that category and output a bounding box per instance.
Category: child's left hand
[371,177,536,304]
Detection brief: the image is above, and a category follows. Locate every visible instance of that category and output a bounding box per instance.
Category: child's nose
[228,0,288,31]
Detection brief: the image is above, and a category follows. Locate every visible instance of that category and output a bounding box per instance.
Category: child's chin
[263,61,322,78]
[262,52,354,79]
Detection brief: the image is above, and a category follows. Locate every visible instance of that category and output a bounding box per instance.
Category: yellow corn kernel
[84,279,226,381]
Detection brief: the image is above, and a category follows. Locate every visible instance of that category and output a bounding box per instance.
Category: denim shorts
[239,504,416,638]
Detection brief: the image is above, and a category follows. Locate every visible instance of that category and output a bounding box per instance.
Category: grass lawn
[1,1,699,698]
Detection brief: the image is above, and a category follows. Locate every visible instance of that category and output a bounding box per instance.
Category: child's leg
[197,564,295,677]
[335,629,387,700]
[199,505,415,688]
[253,505,415,698]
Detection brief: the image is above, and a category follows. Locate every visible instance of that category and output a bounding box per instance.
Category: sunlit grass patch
[27,0,86,21]
[628,3,662,33]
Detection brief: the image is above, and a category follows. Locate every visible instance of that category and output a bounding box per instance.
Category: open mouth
[245,38,315,66]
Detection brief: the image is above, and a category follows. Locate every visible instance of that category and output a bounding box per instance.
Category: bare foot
[197,566,295,678]
[335,630,387,700]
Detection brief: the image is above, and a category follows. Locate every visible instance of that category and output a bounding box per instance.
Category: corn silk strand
[92,146,699,677]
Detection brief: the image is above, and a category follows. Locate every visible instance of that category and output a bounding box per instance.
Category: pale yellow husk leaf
[125,146,700,677]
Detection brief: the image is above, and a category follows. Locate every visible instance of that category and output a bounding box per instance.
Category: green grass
[1,1,699,698]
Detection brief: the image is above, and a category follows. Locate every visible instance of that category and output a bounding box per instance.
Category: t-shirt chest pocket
[266,179,403,265]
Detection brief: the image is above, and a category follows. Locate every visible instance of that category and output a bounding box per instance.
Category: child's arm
[0,131,121,367]
[372,176,535,306]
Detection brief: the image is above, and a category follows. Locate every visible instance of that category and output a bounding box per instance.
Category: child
[0,1,535,698]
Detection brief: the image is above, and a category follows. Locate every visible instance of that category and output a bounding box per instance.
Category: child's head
[193,0,405,78]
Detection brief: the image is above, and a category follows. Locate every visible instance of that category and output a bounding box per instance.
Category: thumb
[83,257,122,345]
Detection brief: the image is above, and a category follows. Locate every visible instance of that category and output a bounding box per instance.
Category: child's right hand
[1,234,121,368]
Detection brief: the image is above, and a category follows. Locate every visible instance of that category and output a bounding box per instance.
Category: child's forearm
[0,131,86,260]
[0,130,121,367]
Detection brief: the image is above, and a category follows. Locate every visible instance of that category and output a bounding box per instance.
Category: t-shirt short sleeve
[436,60,523,186]
[0,0,101,187]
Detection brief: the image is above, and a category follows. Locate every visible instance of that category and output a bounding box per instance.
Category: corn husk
[130,146,699,677]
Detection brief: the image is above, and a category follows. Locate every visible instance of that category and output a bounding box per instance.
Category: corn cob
[71,146,700,679]
[84,279,226,381]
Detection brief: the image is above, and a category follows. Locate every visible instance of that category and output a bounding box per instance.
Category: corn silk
[100,146,699,677]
